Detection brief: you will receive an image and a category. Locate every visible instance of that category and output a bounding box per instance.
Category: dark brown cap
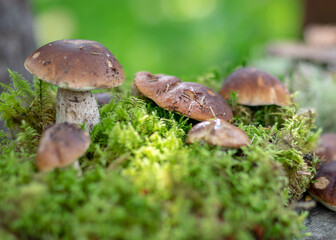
[94,92,114,107]
[315,133,336,163]
[186,118,250,148]
[220,68,291,106]
[36,122,91,172]
[25,39,125,91]
[134,72,233,122]
[309,161,336,211]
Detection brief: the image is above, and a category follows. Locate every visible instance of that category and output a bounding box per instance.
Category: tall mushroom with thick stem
[24,39,125,132]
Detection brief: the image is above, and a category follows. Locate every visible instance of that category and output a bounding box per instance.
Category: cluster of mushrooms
[24,39,125,171]
[25,39,334,212]
[133,68,291,148]
[24,40,292,169]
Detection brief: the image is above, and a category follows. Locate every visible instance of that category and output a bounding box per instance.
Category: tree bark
[0,0,36,131]
[304,0,336,28]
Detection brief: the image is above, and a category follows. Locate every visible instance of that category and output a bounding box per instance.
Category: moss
[290,62,336,133]
[0,70,56,135]
[0,71,320,239]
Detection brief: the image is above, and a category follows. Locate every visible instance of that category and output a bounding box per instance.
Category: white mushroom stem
[56,88,100,132]
[73,159,83,177]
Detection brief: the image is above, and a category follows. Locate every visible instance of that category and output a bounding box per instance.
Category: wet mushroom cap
[315,133,336,163]
[220,68,291,106]
[186,118,250,148]
[36,122,91,172]
[308,161,336,211]
[24,39,125,91]
[134,71,233,122]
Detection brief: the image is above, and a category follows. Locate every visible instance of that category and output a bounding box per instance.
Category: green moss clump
[0,71,319,239]
[225,91,320,201]
[0,70,56,135]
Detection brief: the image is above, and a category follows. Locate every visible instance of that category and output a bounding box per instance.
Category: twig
[108,153,131,171]
[209,106,216,118]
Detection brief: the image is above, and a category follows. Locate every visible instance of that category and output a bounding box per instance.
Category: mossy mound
[0,71,319,239]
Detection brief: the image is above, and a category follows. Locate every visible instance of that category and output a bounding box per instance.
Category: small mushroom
[94,92,115,107]
[36,122,91,172]
[186,118,250,148]
[24,39,125,132]
[308,161,336,211]
[315,133,336,163]
[220,68,291,106]
[134,71,233,122]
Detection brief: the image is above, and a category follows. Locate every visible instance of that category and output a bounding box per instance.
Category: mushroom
[220,68,291,106]
[24,39,125,132]
[94,92,115,107]
[315,133,336,164]
[36,122,91,172]
[134,71,233,122]
[308,161,336,211]
[186,118,250,148]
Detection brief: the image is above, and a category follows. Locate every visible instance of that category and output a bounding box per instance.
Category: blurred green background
[30,0,302,83]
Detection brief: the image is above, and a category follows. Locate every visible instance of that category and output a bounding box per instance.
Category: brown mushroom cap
[309,161,336,211]
[94,92,115,107]
[24,39,125,91]
[186,118,250,148]
[36,122,91,172]
[315,133,336,163]
[220,68,291,106]
[134,71,233,122]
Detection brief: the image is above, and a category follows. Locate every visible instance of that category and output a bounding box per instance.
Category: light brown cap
[36,122,91,172]
[24,39,125,91]
[220,68,291,106]
[315,133,336,164]
[186,118,250,148]
[134,72,233,122]
[309,161,336,211]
